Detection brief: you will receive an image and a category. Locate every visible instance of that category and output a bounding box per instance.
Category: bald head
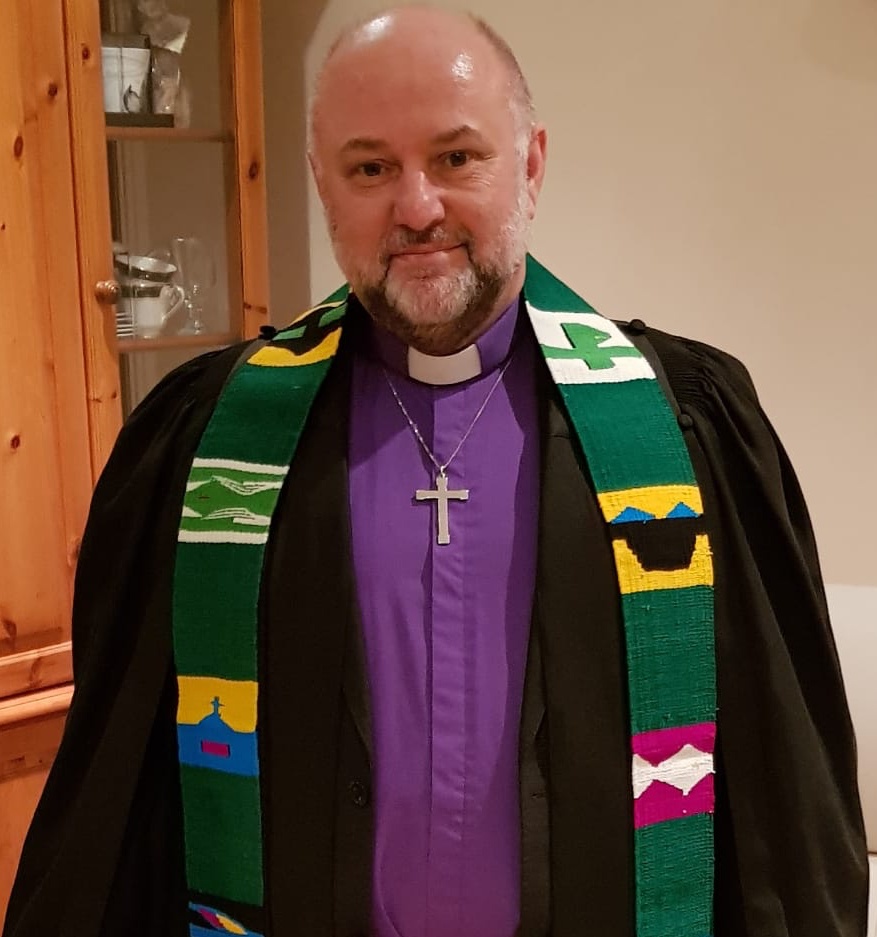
[309,6,535,160]
[306,4,547,356]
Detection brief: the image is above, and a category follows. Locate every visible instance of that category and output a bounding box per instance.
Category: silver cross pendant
[415,472,469,545]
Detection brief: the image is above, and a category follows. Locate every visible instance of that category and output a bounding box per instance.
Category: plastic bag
[136,0,191,126]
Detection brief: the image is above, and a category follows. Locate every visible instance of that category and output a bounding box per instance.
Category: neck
[361,288,520,386]
[467,262,527,351]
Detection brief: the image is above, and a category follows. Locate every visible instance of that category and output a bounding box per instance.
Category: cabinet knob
[94,279,120,305]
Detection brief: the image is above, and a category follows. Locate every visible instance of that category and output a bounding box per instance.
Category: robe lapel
[532,366,636,937]
[518,569,550,937]
[260,331,372,933]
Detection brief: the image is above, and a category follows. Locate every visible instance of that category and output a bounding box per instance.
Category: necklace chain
[382,350,514,478]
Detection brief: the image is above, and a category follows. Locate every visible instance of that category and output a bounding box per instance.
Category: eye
[445,150,471,168]
[346,160,392,187]
[357,161,384,178]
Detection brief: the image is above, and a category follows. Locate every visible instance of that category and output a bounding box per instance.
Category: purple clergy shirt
[348,298,540,937]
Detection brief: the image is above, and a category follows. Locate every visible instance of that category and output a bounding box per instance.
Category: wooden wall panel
[0,769,53,926]
[0,690,70,927]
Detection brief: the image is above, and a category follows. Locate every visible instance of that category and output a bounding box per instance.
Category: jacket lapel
[261,329,372,933]
[532,369,635,936]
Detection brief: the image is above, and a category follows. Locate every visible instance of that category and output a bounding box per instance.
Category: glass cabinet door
[96,0,267,415]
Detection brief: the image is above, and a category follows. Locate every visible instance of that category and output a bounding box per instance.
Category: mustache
[380,226,471,260]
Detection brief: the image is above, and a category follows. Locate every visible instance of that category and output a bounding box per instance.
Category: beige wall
[263,0,877,844]
[829,585,877,850]
[265,0,877,588]
[261,0,327,317]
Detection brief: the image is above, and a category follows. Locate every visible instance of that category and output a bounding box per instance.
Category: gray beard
[356,257,510,356]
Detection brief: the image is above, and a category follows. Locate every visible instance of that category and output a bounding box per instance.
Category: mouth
[390,244,463,258]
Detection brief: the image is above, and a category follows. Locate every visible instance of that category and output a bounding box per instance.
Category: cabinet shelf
[117,331,237,353]
[105,126,233,144]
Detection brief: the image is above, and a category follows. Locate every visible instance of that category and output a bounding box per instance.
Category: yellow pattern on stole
[598,484,703,523]
[177,675,259,733]
[612,534,714,594]
[248,329,341,368]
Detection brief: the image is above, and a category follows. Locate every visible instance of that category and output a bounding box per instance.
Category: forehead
[313,31,514,152]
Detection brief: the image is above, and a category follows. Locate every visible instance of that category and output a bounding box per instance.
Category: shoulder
[126,340,254,423]
[94,341,256,492]
[616,320,762,417]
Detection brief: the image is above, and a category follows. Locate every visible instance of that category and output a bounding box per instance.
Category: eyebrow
[432,125,486,146]
[338,125,487,156]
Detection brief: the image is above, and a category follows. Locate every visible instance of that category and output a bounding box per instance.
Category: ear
[308,150,326,203]
[525,125,547,219]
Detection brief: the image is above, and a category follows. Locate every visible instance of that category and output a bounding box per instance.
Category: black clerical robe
[2,317,868,937]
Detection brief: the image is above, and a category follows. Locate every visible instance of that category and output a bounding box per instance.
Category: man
[4,6,867,937]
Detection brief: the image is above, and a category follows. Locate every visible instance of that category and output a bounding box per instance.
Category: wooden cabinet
[0,0,269,919]
[75,0,270,456]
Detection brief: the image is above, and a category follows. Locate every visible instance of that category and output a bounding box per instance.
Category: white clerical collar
[406,343,482,385]
[362,295,521,386]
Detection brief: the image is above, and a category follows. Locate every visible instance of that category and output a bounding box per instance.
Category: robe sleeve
[649,328,869,936]
[3,345,248,937]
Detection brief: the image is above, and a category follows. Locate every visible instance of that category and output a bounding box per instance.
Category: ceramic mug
[101,46,151,114]
[124,283,186,338]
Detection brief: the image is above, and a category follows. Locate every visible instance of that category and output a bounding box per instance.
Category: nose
[392,170,445,231]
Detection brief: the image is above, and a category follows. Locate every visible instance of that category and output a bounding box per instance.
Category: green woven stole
[172,256,716,937]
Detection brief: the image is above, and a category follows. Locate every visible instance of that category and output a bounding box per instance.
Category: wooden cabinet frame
[1,0,271,916]
[0,0,90,703]
[0,0,270,707]
[65,0,270,479]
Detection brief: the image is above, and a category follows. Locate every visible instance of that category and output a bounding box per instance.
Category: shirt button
[348,780,370,808]
[678,412,695,430]
[627,318,647,334]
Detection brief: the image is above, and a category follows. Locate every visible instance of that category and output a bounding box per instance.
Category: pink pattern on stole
[632,721,716,829]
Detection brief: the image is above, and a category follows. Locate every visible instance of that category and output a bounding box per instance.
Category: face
[310,19,546,355]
